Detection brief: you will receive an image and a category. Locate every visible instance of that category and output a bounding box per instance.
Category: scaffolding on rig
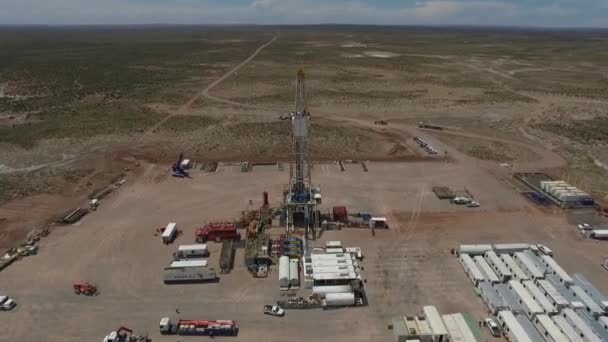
[284,70,319,241]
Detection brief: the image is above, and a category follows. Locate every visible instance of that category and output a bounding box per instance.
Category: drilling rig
[284,70,320,241]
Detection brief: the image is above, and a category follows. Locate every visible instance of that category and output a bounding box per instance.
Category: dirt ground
[1,157,607,341]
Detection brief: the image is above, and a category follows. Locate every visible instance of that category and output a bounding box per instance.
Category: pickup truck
[263,305,285,317]
[0,295,16,311]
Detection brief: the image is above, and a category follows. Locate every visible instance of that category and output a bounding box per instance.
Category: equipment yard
[2,26,608,342]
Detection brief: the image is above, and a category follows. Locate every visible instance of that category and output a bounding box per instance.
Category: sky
[0,0,607,27]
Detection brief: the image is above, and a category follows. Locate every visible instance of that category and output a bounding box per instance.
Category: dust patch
[341,41,367,48]
[341,53,365,58]
[363,51,400,58]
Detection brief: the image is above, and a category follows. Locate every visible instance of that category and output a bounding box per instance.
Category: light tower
[285,70,319,241]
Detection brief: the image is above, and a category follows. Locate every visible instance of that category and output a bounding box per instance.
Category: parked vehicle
[536,244,553,256]
[578,223,594,231]
[467,201,480,208]
[484,318,501,337]
[176,244,208,259]
[103,326,150,342]
[159,317,238,336]
[452,197,470,205]
[0,295,16,311]
[161,222,178,244]
[196,222,240,243]
[163,266,217,284]
[73,282,98,296]
[263,305,285,317]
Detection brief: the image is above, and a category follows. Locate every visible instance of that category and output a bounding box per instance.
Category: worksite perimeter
[1,157,607,342]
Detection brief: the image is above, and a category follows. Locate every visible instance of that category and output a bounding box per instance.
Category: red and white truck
[159,317,238,336]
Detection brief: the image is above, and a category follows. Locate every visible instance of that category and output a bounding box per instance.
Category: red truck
[196,222,241,243]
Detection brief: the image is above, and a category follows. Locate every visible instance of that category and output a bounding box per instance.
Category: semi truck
[159,317,238,336]
[196,222,240,243]
[163,266,217,284]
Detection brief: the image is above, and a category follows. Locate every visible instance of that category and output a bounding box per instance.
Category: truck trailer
[162,223,177,244]
[159,317,238,336]
[163,266,217,284]
[177,244,208,258]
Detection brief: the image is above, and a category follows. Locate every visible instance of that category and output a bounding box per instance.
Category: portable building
[494,243,530,255]
[572,273,608,310]
[532,315,568,342]
[598,316,608,334]
[451,314,476,342]
[440,314,465,342]
[324,292,355,306]
[508,280,543,319]
[163,266,216,284]
[479,282,507,314]
[325,247,345,254]
[458,244,492,256]
[326,241,342,248]
[310,253,352,261]
[535,279,569,309]
[177,244,208,258]
[515,314,546,342]
[311,258,354,267]
[289,258,300,288]
[312,285,353,296]
[522,280,557,314]
[496,283,524,313]
[552,315,585,342]
[540,255,573,287]
[497,310,533,342]
[170,259,208,268]
[501,254,529,281]
[279,256,290,290]
[459,254,485,285]
[162,222,177,243]
[514,252,545,279]
[590,230,608,240]
[422,306,448,342]
[485,251,512,281]
[561,308,602,342]
[569,285,605,318]
[474,255,500,283]
[312,265,356,274]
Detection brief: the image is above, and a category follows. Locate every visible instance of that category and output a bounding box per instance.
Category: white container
[289,259,299,288]
[162,222,177,243]
[279,256,290,290]
[326,241,342,248]
[312,285,353,296]
[170,259,208,268]
[591,230,608,239]
[459,244,492,256]
[177,244,208,258]
[324,292,355,306]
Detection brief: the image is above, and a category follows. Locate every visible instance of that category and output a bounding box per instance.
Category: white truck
[0,295,16,311]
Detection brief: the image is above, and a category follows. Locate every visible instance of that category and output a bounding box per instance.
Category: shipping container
[514,252,545,279]
[552,315,584,342]
[522,280,557,314]
[485,251,512,282]
[279,256,290,290]
[458,244,493,256]
[324,292,355,306]
[501,254,529,281]
[170,260,208,268]
[540,255,573,287]
[532,315,568,342]
[289,259,299,289]
[163,266,217,284]
[177,244,208,258]
[590,230,608,240]
[441,314,465,342]
[561,308,602,342]
[312,285,353,296]
[459,254,485,285]
[494,243,530,255]
[536,279,570,309]
[474,255,500,283]
[162,222,177,244]
[497,311,533,342]
[508,280,543,319]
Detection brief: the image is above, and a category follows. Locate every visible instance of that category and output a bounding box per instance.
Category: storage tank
[289,258,300,288]
[324,292,355,307]
[279,256,290,290]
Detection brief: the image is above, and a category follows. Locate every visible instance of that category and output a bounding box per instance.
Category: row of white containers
[539,181,593,203]
[279,256,300,290]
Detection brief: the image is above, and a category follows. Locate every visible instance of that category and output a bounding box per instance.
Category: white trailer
[552,315,584,342]
[514,252,545,279]
[162,222,177,244]
[279,256,290,290]
[312,285,353,296]
[532,315,568,342]
[508,280,543,319]
[561,308,602,342]
[311,265,356,274]
[590,230,608,240]
[289,258,300,289]
[497,310,533,342]
[452,314,476,342]
[501,254,529,281]
[311,258,354,267]
[522,280,557,314]
[422,306,448,342]
[536,279,570,309]
[458,244,493,256]
[485,251,512,282]
[441,314,465,342]
[170,259,208,268]
[540,255,573,287]
[324,292,355,306]
[177,244,208,258]
[570,285,605,318]
[459,253,485,285]
[494,243,530,255]
[474,255,500,283]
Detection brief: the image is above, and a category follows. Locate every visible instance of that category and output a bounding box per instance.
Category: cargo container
[522,280,557,314]
[569,285,604,318]
[501,254,529,281]
[422,306,448,342]
[494,243,530,255]
[536,279,570,309]
[497,311,533,342]
[279,256,290,290]
[474,255,500,283]
[532,315,568,342]
[485,251,512,282]
[326,241,342,248]
[514,252,545,279]
[311,265,356,274]
[289,259,299,289]
[590,230,608,240]
[325,247,345,254]
[441,314,465,342]
[540,255,573,287]
[344,247,363,260]
[459,254,485,285]
[177,244,208,258]
[162,222,177,244]
[323,292,355,307]
[170,260,208,268]
[552,315,584,342]
[163,266,217,284]
[219,240,234,274]
[507,280,543,319]
[195,222,240,243]
[458,244,493,256]
[561,308,602,342]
